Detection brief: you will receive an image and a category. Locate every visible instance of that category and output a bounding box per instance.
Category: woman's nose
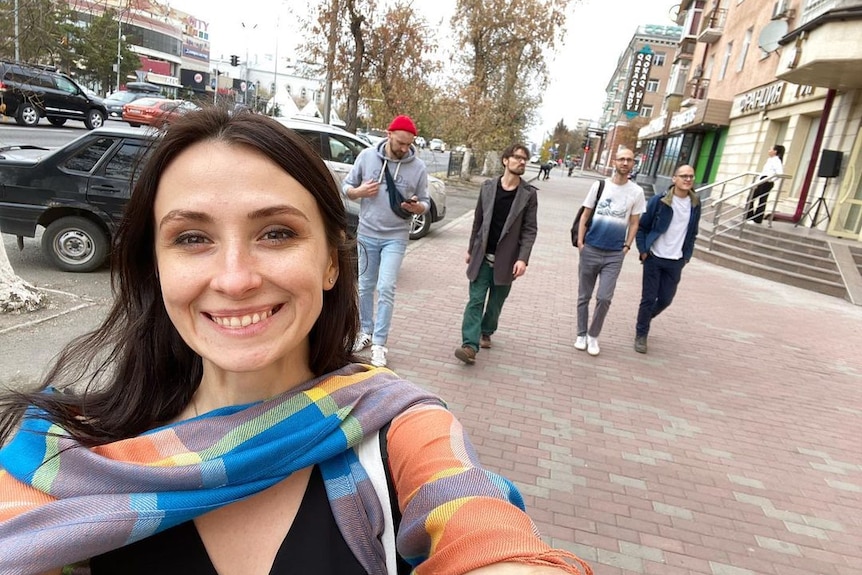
[209,244,263,296]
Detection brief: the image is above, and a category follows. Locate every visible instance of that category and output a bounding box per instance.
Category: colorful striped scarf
[0,364,444,574]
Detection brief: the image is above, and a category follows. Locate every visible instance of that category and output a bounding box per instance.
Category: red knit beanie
[387,115,417,136]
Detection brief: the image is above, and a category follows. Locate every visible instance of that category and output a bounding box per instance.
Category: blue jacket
[635,187,701,262]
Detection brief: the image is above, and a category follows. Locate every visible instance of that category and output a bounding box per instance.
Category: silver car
[277,118,446,240]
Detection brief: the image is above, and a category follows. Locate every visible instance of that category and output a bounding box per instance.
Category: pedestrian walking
[633,164,701,354]
[0,110,592,575]
[343,115,430,367]
[455,143,538,365]
[574,147,645,356]
[746,144,785,224]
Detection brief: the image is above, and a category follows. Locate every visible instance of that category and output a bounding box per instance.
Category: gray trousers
[577,244,625,337]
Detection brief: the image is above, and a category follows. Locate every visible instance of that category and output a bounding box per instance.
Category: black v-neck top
[89,466,366,574]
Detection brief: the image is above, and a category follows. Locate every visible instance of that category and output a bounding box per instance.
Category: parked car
[103,82,163,120]
[278,117,447,240]
[428,138,445,152]
[0,60,107,129]
[530,154,540,164]
[414,136,426,149]
[0,126,152,271]
[122,98,200,128]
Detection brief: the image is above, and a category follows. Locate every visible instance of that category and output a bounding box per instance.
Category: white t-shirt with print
[582,179,646,251]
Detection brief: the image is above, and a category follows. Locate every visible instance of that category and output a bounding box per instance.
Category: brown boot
[480,334,492,349]
[454,345,477,364]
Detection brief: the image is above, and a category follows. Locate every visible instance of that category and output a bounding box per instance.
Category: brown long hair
[0,108,359,446]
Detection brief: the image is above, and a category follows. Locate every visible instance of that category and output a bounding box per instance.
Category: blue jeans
[461,259,512,351]
[577,244,625,338]
[636,254,685,337]
[357,234,408,346]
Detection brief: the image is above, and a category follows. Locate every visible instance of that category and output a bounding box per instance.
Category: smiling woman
[0,109,591,575]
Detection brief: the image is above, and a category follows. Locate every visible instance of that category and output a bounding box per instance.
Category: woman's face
[153,140,338,381]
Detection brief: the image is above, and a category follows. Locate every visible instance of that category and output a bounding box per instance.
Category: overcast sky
[170,0,678,142]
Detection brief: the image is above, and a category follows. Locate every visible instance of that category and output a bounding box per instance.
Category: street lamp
[115,19,123,91]
[241,22,258,105]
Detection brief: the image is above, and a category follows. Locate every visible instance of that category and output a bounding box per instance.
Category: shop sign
[738,83,783,114]
[623,46,654,119]
[638,114,667,139]
[146,73,182,88]
[669,106,698,131]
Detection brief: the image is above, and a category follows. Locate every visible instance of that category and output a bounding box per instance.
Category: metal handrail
[696,173,792,250]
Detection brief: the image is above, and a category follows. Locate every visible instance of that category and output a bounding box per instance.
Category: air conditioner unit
[772,0,791,20]
[692,65,703,79]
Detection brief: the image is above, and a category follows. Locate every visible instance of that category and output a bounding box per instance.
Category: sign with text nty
[624,46,654,120]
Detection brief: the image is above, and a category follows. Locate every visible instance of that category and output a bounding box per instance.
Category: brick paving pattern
[370,173,862,575]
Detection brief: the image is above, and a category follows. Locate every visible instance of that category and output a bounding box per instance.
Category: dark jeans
[746,179,774,223]
[636,254,685,337]
[461,259,512,351]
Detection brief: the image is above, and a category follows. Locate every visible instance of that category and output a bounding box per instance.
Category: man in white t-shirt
[574,147,645,356]
[633,165,701,354]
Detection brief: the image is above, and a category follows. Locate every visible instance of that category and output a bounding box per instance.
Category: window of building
[653,52,666,66]
[718,41,733,80]
[640,105,653,118]
[647,79,660,93]
[737,28,752,72]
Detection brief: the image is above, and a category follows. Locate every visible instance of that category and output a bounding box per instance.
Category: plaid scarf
[0,364,441,574]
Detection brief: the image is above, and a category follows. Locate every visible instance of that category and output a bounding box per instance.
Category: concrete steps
[694,221,850,300]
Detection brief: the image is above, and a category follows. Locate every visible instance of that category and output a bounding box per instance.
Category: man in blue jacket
[633,164,701,354]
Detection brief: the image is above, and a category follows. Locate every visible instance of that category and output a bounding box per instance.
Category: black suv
[0,60,107,129]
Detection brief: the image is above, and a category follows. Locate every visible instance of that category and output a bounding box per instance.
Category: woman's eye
[261,228,297,242]
[173,232,209,246]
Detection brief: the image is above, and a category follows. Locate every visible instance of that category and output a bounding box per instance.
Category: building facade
[637,0,862,243]
[597,24,682,174]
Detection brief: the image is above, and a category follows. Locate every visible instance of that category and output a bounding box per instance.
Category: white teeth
[212,309,272,328]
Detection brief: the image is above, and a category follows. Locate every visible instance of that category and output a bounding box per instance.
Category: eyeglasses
[676,174,695,180]
[511,155,529,162]
[615,157,634,163]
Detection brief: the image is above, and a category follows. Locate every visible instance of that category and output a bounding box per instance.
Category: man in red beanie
[343,115,429,368]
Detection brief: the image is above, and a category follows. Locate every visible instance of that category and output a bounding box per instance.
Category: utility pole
[242,22,258,105]
[14,0,20,61]
[116,20,122,91]
[322,0,339,125]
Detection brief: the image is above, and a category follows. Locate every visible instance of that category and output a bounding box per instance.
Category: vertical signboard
[624,46,654,120]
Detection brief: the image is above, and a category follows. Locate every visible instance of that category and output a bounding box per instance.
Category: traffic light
[230,55,239,67]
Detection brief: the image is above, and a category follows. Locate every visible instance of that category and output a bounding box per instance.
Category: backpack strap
[379,421,411,575]
[355,422,409,575]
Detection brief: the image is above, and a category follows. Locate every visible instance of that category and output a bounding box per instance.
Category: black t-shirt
[485,179,518,255]
[89,466,366,574]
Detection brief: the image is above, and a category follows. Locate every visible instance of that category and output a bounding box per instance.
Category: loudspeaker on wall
[817,149,842,178]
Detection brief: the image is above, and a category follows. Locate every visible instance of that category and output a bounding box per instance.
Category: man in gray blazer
[455,143,539,364]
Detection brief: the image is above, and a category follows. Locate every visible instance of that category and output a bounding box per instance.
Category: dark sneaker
[480,334,492,349]
[634,335,648,354]
[455,345,477,364]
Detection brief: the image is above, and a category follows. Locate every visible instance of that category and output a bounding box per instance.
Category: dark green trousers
[461,260,512,351]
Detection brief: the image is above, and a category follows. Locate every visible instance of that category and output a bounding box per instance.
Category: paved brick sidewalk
[380,174,862,575]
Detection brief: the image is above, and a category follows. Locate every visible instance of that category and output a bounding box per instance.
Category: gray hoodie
[342,140,430,240]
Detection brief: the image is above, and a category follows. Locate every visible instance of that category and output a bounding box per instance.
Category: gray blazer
[466,177,539,286]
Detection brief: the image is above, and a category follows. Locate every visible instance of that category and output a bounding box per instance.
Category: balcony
[777,12,862,89]
[675,35,697,63]
[698,7,727,43]
[687,77,710,100]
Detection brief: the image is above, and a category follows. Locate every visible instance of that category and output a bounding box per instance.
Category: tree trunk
[0,239,43,313]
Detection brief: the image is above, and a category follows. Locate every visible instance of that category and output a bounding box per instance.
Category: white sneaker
[370,345,388,367]
[353,333,372,352]
[574,335,587,351]
[587,336,600,356]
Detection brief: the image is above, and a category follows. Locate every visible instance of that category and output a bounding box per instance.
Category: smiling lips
[208,305,282,328]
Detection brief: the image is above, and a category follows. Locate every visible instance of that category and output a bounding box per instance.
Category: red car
[122,97,199,127]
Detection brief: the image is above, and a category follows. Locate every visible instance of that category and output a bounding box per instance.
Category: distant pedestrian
[455,143,538,365]
[542,160,555,180]
[633,164,701,354]
[746,144,785,224]
[574,147,645,356]
[343,114,429,367]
